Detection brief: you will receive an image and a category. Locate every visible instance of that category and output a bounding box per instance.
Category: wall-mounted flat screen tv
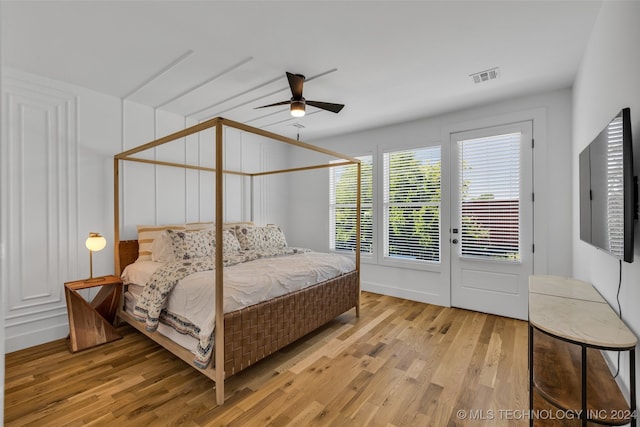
[579,107,636,263]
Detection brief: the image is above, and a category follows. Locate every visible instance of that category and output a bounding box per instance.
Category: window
[458,132,521,261]
[329,155,373,254]
[383,147,441,263]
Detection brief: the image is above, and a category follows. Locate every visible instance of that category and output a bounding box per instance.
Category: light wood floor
[5,292,529,426]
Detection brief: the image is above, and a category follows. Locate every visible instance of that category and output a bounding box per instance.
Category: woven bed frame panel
[117,240,358,378]
[222,269,358,377]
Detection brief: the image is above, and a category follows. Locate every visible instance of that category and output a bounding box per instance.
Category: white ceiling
[1,0,602,141]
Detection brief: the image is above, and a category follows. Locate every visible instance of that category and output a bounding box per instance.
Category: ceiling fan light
[290,101,306,117]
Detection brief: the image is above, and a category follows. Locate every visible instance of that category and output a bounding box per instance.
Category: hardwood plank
[4,291,529,426]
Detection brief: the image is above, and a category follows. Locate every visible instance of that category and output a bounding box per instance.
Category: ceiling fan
[256,72,345,117]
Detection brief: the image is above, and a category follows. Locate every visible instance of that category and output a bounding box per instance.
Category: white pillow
[136,224,185,261]
[151,231,176,263]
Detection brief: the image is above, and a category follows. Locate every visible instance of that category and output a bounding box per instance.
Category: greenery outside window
[383,147,441,263]
[329,155,373,254]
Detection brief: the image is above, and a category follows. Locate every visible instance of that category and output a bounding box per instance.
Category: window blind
[329,156,373,253]
[606,116,624,257]
[459,132,521,261]
[383,147,441,262]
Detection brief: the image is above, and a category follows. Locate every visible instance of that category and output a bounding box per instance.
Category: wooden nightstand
[64,275,123,352]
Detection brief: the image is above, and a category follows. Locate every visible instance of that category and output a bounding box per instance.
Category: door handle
[452,239,458,244]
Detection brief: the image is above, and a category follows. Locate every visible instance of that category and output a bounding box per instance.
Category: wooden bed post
[250,175,254,222]
[114,157,121,276]
[355,161,361,318]
[214,119,225,405]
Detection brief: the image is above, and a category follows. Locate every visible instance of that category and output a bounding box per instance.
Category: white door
[450,122,533,320]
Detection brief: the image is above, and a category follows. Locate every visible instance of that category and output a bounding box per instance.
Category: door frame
[440,108,548,313]
[449,120,533,320]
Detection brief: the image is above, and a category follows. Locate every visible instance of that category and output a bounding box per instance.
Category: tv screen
[579,107,635,262]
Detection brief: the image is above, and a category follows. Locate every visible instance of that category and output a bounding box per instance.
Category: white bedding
[124,291,198,351]
[122,251,355,360]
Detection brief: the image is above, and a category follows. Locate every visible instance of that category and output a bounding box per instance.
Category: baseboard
[4,317,69,353]
[602,349,633,406]
[361,280,449,307]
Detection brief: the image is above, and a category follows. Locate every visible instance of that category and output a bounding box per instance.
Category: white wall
[290,88,573,307]
[1,68,287,355]
[572,0,640,407]
[1,68,122,353]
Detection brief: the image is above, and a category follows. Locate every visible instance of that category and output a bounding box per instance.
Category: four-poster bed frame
[113,117,361,405]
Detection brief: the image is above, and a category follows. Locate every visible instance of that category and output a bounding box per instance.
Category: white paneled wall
[117,119,262,238]
[2,68,289,353]
[242,132,289,228]
[119,101,153,239]
[1,72,79,351]
[155,111,187,223]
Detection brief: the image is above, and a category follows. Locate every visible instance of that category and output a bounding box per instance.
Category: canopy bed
[113,117,361,405]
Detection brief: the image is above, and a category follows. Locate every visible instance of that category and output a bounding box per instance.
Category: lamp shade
[290,100,306,117]
[85,232,107,252]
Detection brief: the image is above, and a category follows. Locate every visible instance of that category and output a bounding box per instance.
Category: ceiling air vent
[470,67,500,84]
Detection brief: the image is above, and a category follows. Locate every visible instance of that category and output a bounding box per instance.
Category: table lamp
[85,232,106,282]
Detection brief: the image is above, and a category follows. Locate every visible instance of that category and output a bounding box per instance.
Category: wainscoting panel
[2,75,78,352]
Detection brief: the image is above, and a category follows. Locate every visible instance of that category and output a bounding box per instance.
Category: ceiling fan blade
[306,100,345,113]
[255,100,291,109]
[286,72,305,100]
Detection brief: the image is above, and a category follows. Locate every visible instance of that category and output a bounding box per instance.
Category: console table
[529,275,637,426]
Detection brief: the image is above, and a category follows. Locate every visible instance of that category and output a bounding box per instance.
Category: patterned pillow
[185,222,253,238]
[264,225,287,249]
[166,229,214,260]
[234,225,287,250]
[222,229,242,254]
[136,224,185,261]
